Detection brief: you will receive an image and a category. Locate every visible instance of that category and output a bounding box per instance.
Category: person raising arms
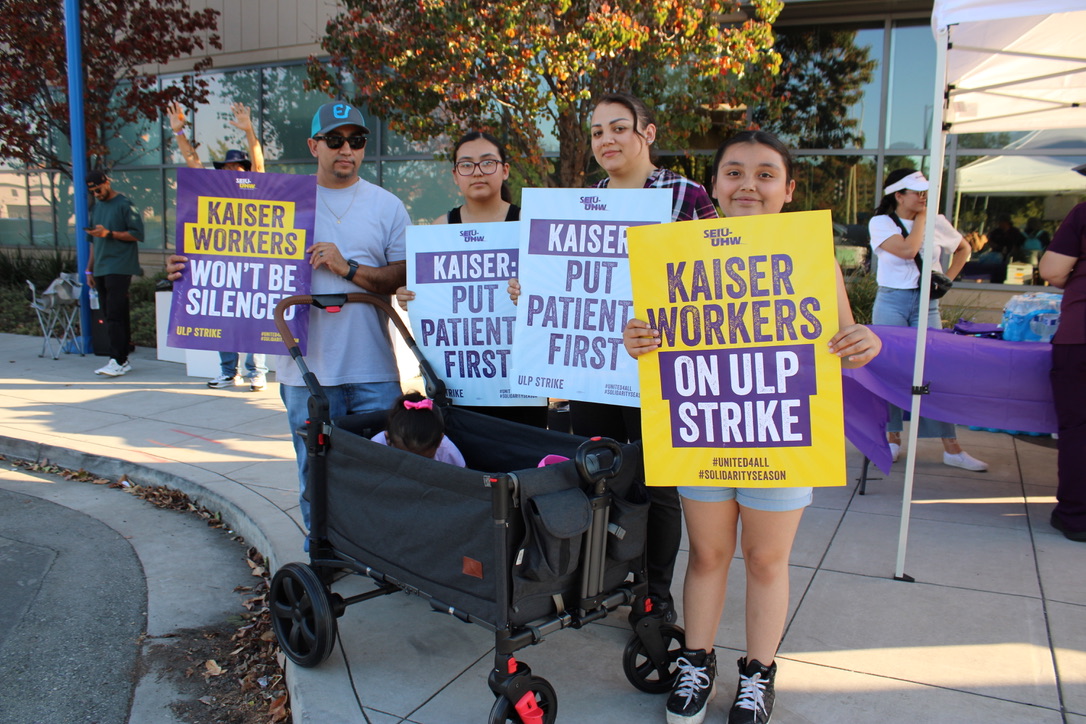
[624,130,880,724]
[167,101,271,391]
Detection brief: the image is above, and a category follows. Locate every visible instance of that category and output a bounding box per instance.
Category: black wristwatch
[107,229,114,239]
[343,259,359,282]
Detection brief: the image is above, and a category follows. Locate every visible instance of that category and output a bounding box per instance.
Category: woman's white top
[869,213,962,289]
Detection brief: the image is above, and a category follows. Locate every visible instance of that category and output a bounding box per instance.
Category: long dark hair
[451,130,512,203]
[385,391,445,456]
[710,130,795,196]
[875,168,916,216]
[592,92,658,163]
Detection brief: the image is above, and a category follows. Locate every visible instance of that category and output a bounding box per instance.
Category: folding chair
[27,275,86,359]
[43,273,86,356]
[27,279,63,359]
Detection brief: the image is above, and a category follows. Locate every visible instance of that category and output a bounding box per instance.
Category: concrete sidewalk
[0,332,1082,723]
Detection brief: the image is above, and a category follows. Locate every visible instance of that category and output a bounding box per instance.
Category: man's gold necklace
[321,182,359,224]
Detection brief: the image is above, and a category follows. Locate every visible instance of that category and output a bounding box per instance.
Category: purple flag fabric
[843,325,1056,473]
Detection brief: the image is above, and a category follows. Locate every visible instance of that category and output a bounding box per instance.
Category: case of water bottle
[1000,292,1062,342]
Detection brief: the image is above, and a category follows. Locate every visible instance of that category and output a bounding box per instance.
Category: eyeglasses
[315,134,368,150]
[455,159,501,176]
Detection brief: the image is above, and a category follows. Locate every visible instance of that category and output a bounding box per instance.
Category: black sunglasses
[315,134,367,150]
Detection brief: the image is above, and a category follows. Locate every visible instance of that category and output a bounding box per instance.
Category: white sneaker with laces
[95,359,130,377]
[889,442,901,462]
[207,374,239,389]
[246,374,267,391]
[943,450,988,472]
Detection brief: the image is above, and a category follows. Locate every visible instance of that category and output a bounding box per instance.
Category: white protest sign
[511,187,671,405]
[407,221,546,407]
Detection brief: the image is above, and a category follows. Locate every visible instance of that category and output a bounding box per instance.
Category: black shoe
[666,648,716,724]
[1051,511,1086,542]
[728,657,776,724]
[628,595,677,626]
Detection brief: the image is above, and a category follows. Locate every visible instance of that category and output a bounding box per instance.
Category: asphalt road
[0,462,253,724]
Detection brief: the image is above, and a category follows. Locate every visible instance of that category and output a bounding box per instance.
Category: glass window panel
[164,168,178,251]
[107,82,160,167]
[29,172,60,247]
[261,66,336,162]
[0,171,31,246]
[183,70,259,168]
[951,152,1086,239]
[382,121,447,158]
[791,155,879,226]
[381,159,462,224]
[754,25,882,150]
[885,23,937,151]
[57,174,77,248]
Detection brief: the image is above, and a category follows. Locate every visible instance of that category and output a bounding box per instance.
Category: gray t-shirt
[274,178,409,387]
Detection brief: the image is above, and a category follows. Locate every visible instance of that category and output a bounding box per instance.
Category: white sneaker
[245,374,267,391]
[95,359,131,377]
[207,374,239,389]
[889,442,901,462]
[943,451,988,472]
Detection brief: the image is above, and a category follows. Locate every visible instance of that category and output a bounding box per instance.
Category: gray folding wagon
[268,293,686,723]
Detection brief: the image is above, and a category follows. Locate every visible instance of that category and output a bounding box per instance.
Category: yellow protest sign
[628,210,845,488]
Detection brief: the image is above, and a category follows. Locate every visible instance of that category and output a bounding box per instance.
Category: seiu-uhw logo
[580,195,607,211]
[235,178,256,190]
[703,227,740,246]
[459,228,485,243]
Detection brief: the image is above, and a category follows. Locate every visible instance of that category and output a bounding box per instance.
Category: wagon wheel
[622,622,686,693]
[269,562,337,667]
[487,676,558,724]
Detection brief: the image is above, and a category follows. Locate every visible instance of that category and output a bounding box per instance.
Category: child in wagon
[371,392,466,467]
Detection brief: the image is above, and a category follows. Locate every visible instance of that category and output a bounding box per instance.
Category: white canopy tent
[956,129,1086,196]
[894,0,1086,579]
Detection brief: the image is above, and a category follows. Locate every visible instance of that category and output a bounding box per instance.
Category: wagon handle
[273,293,448,403]
[574,437,623,489]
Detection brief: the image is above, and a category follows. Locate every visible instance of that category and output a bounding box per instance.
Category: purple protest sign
[167,168,315,355]
[658,345,817,448]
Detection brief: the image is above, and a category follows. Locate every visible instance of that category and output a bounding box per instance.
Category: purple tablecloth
[843,325,1056,473]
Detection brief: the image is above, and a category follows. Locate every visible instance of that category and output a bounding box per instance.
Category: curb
[0,434,295,572]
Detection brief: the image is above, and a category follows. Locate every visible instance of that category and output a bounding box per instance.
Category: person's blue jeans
[280,381,401,530]
[871,286,955,438]
[219,351,268,378]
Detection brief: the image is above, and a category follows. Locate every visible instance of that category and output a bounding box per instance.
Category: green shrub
[0,248,162,348]
[0,284,43,336]
[0,248,76,290]
[845,268,877,325]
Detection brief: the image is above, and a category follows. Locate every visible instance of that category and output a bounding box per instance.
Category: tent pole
[895,23,951,581]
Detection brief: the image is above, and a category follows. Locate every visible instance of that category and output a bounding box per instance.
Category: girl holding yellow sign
[623,131,880,724]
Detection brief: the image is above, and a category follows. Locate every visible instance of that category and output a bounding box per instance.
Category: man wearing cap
[167,101,409,534]
[167,101,270,391]
[85,170,144,378]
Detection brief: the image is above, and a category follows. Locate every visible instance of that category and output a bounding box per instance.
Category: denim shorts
[678,485,813,511]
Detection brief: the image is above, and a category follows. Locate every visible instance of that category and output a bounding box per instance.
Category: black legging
[569,400,682,605]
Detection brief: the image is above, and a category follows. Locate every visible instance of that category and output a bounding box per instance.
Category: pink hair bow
[404,398,433,410]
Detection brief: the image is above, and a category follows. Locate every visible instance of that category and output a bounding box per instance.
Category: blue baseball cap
[311,102,369,137]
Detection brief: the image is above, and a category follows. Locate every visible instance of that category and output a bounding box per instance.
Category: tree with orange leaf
[309,0,783,188]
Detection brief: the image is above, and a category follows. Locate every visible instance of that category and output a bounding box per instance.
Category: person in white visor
[868,168,988,472]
